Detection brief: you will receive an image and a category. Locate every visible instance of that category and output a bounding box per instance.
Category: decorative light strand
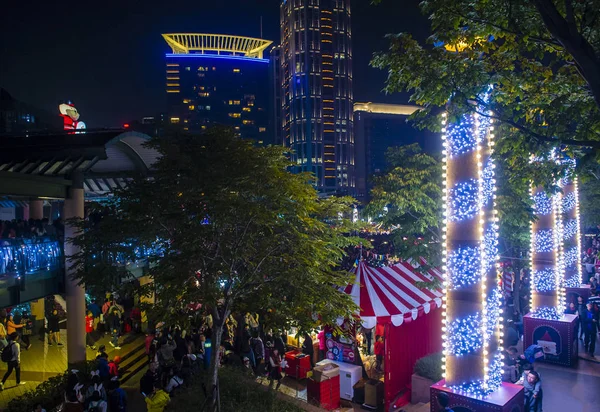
[446,313,484,356]
[563,246,579,267]
[533,268,557,292]
[532,192,553,216]
[562,192,576,213]
[447,246,481,289]
[562,219,578,241]
[530,306,562,320]
[533,229,554,253]
[446,115,478,157]
[448,179,480,222]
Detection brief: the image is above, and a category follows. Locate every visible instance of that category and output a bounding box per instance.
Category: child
[525,371,542,412]
[374,335,384,373]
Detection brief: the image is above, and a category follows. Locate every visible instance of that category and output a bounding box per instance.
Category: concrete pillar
[63,173,86,366]
[29,200,44,220]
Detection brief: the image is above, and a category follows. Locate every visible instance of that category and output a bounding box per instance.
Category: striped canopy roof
[343,261,444,328]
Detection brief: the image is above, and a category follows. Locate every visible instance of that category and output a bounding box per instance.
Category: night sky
[1,0,429,127]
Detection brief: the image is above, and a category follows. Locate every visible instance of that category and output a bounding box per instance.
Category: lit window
[206,106,211,110]
[189,105,195,110]
[242,120,254,125]
[185,67,191,71]
[199,86,205,91]
[170,117,180,124]
[212,67,216,71]
[259,127,266,133]
[242,107,251,112]
[229,113,241,118]
[234,100,241,105]
[201,125,207,130]
[235,126,240,130]
[183,99,191,104]
[233,68,241,73]
[199,92,210,97]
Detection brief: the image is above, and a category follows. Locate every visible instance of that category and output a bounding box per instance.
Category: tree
[372,0,600,179]
[365,143,443,272]
[69,128,360,406]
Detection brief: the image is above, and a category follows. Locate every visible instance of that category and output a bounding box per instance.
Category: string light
[483,226,498,273]
[481,159,495,206]
[448,179,480,222]
[446,115,478,157]
[485,288,502,338]
[447,246,481,289]
[562,192,576,213]
[530,306,562,320]
[446,313,484,356]
[533,229,554,253]
[563,246,578,267]
[532,192,553,215]
[533,268,557,292]
[562,219,577,241]
[564,276,580,288]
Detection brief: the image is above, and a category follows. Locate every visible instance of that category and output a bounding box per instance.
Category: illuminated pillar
[561,166,582,288]
[440,100,503,397]
[29,199,44,220]
[63,172,86,365]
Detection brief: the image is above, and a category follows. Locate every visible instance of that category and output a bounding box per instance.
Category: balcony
[0,237,64,308]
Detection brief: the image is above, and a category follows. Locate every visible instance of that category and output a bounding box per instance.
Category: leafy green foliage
[69,128,361,395]
[365,144,442,271]
[414,351,443,381]
[6,361,97,412]
[372,0,600,185]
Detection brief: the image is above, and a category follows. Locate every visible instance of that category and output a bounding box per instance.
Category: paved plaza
[0,329,145,410]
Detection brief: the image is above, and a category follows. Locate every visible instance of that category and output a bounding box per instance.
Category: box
[430,380,524,412]
[364,379,384,408]
[313,363,340,382]
[307,375,341,410]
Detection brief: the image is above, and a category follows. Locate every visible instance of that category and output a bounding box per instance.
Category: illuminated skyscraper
[163,34,272,143]
[279,0,354,194]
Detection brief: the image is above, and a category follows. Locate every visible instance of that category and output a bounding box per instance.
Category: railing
[0,237,63,275]
[0,237,64,307]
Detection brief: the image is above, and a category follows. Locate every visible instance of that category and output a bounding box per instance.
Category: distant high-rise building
[0,88,61,135]
[279,0,354,195]
[162,34,272,143]
[354,102,438,201]
[269,45,283,146]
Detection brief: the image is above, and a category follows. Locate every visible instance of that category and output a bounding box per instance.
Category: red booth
[343,261,443,409]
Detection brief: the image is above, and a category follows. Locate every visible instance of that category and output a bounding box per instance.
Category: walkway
[0,329,146,410]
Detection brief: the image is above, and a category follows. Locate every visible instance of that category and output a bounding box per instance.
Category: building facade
[279,0,354,194]
[163,34,272,143]
[354,102,439,202]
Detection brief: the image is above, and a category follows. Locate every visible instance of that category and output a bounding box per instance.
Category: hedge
[6,360,98,412]
[413,351,443,382]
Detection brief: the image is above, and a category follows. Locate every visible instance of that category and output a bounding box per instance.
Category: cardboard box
[313,363,340,382]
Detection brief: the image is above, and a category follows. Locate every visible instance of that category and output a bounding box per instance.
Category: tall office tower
[279,0,354,195]
[162,34,272,143]
[269,46,283,146]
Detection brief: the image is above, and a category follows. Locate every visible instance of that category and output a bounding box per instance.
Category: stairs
[114,337,148,386]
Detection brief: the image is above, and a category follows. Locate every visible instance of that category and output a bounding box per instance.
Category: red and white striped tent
[343,261,444,329]
[343,260,444,408]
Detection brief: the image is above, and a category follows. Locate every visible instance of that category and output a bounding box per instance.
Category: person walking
[47,309,62,346]
[317,329,327,360]
[85,311,96,350]
[577,296,587,340]
[0,317,8,349]
[1,332,26,390]
[268,348,283,390]
[583,302,598,357]
[108,308,121,350]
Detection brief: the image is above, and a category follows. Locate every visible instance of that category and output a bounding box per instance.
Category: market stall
[342,261,443,409]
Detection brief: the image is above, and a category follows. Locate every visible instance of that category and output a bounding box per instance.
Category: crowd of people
[0,218,64,241]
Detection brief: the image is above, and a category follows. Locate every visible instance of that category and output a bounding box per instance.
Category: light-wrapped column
[441,100,502,397]
[529,184,563,319]
[561,162,582,288]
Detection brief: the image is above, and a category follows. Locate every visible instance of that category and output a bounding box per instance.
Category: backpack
[1,343,14,362]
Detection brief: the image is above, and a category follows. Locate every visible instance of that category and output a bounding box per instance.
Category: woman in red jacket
[85,311,96,350]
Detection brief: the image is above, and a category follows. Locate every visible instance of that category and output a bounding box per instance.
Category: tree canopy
[372,0,600,180]
[365,143,443,270]
[69,128,361,392]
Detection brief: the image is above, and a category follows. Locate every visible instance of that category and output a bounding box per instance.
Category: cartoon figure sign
[59,102,86,132]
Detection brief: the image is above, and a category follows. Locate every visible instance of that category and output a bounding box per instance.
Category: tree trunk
[208,305,229,411]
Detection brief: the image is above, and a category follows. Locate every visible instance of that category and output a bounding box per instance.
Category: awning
[343,261,444,328]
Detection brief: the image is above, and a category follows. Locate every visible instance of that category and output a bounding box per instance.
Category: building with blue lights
[162,34,273,143]
[278,0,355,195]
